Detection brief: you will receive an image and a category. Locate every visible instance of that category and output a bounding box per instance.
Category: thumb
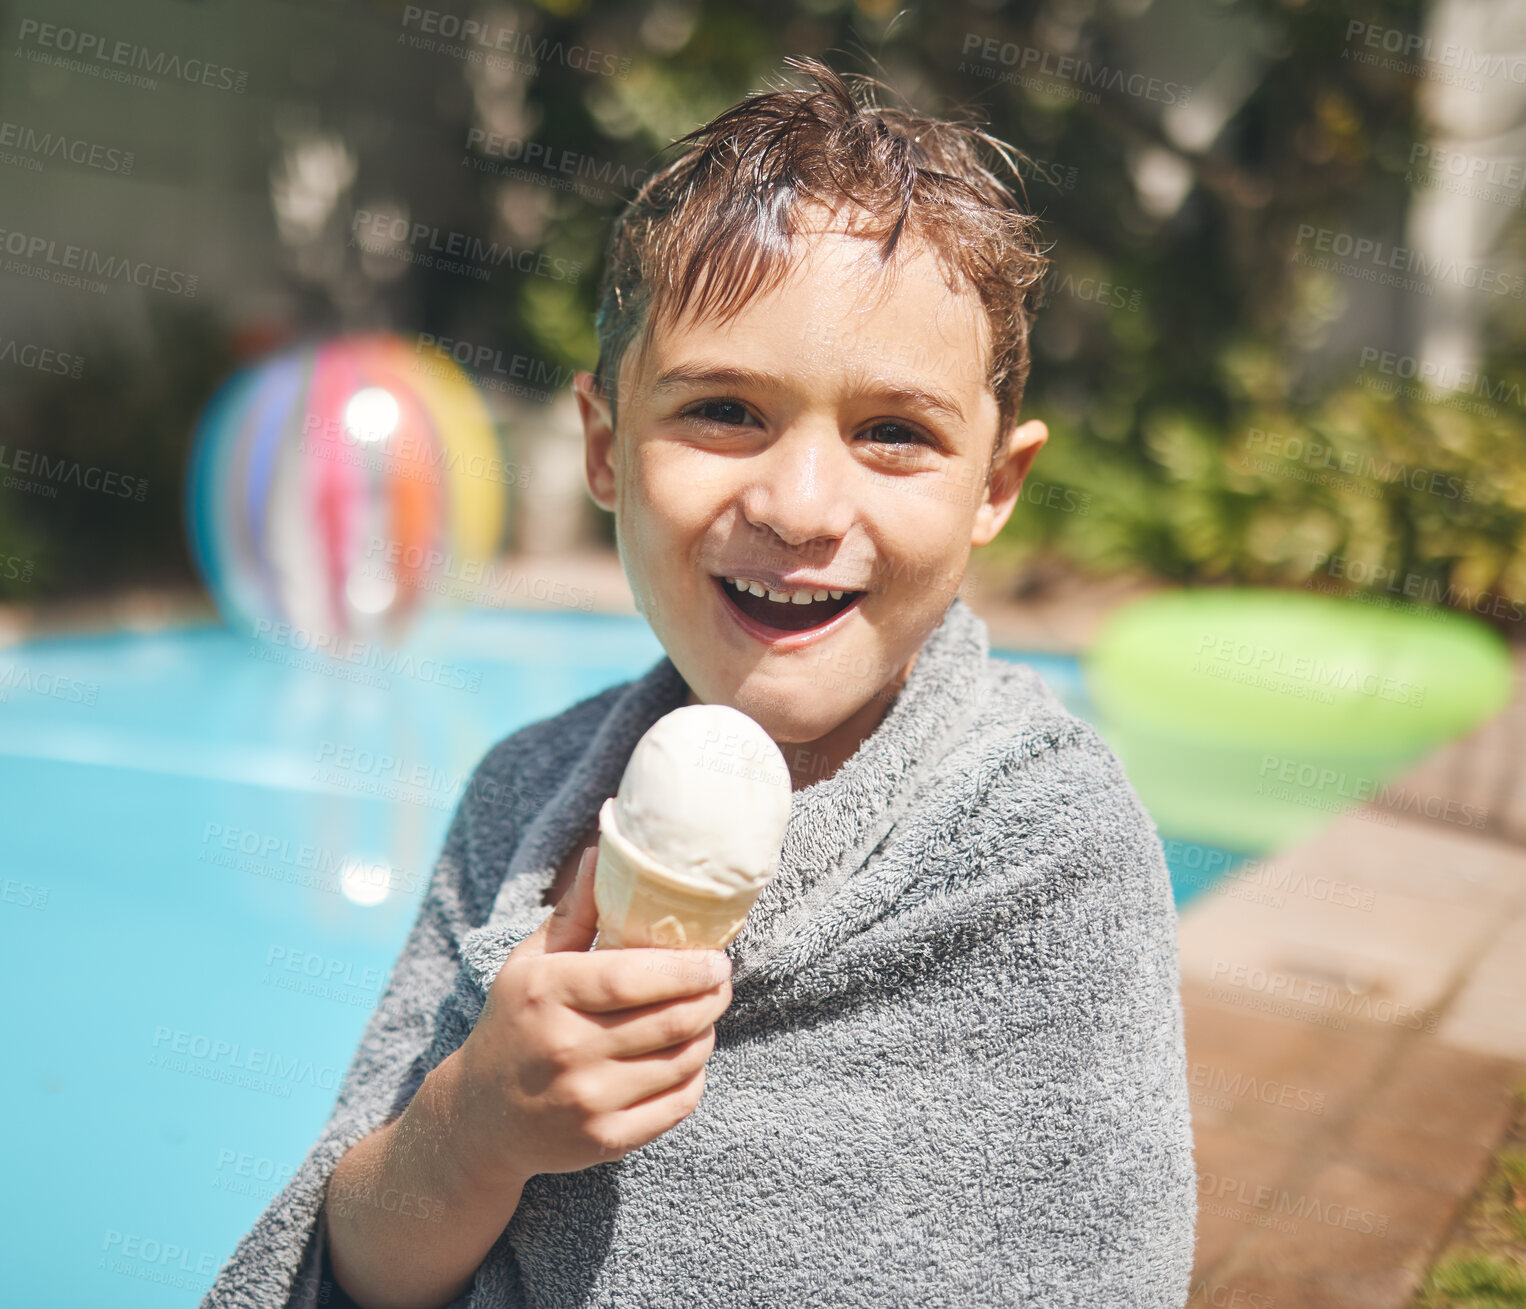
[542,844,601,954]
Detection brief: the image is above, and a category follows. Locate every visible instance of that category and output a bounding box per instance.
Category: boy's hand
[453,845,733,1187]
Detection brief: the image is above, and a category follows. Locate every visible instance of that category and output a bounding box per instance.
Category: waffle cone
[591,798,763,951]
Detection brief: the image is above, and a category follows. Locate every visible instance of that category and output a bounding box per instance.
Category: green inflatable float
[1083,588,1514,853]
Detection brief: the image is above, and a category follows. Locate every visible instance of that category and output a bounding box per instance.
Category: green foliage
[1419,1088,1526,1308]
[1420,1253,1526,1307]
[997,360,1526,629]
[9,0,1525,618]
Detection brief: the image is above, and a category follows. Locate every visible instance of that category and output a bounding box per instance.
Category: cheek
[617,452,671,545]
[868,490,971,578]
[621,448,715,567]
[650,442,732,513]
[873,544,969,616]
[627,442,673,512]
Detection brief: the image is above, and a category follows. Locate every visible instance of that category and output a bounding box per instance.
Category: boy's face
[575,219,1045,751]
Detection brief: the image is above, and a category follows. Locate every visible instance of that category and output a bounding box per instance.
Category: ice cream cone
[592,797,762,951]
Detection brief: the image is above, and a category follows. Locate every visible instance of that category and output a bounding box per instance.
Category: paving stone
[1373,648,1526,846]
[1179,823,1504,1018]
[1439,979,1526,1061]
[1188,1267,1385,1308]
[1226,1159,1461,1305]
[1436,908,1526,1060]
[1183,981,1391,1140]
[1471,913,1526,987]
[1191,1122,1303,1273]
[1241,812,1526,917]
[1364,1041,1523,1146]
[1340,1115,1496,1197]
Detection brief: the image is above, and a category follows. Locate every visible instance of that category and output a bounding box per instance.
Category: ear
[970,418,1047,548]
[574,371,617,512]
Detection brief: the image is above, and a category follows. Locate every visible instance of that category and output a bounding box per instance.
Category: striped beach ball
[185,333,506,646]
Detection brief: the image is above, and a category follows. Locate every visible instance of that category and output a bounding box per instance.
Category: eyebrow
[652,363,969,426]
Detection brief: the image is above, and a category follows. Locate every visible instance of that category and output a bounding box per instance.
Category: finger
[556,947,732,1014]
[581,1027,716,1114]
[544,845,600,955]
[593,1065,709,1158]
[583,981,732,1060]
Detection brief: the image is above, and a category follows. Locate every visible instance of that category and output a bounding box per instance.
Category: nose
[736,422,855,552]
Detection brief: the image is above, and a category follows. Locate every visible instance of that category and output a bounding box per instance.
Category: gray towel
[198,596,1197,1307]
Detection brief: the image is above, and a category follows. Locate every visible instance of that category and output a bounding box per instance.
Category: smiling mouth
[714,575,864,634]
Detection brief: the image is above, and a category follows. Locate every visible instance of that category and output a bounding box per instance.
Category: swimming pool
[0,609,1240,1306]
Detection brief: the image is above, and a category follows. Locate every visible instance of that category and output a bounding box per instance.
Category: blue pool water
[0,610,1238,1306]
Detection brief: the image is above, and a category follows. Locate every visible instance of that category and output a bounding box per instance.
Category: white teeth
[723,576,853,604]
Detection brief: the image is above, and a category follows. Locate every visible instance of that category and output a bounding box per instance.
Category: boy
[202,57,1196,1309]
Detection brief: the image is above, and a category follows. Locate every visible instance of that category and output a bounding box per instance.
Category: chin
[732,681,867,748]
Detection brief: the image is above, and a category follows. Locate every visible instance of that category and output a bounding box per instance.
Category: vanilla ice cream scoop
[609,703,792,894]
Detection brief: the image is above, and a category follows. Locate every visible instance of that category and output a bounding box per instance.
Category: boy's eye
[685,399,757,427]
[863,422,929,447]
[681,403,932,450]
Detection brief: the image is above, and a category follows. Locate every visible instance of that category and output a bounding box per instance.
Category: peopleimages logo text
[0,120,133,174]
[250,619,483,692]
[1344,19,1526,85]
[15,18,248,92]
[0,227,197,296]
[960,33,1192,105]
[399,6,630,79]
[350,211,579,282]
[1359,346,1525,410]
[0,336,83,378]
[0,445,147,498]
[1194,633,1426,706]
[1293,224,1521,296]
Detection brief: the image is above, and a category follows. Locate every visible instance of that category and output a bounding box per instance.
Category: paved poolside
[1174,644,1526,1306]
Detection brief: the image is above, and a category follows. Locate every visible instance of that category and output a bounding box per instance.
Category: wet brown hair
[590,56,1049,477]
